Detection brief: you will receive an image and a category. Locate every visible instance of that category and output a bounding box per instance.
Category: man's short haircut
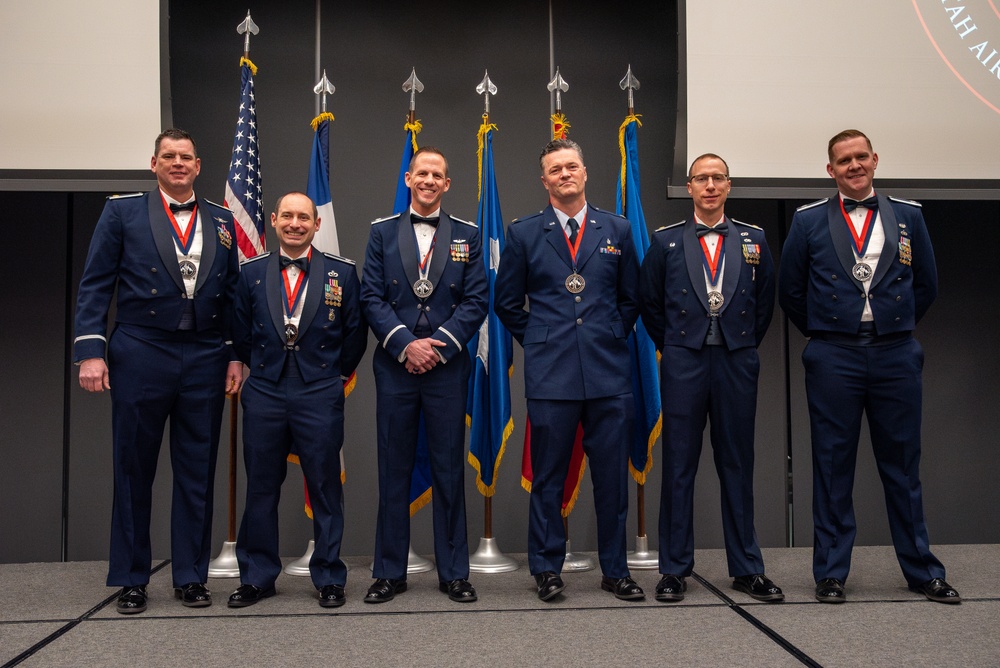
[539,138,584,170]
[688,153,730,179]
[409,146,449,176]
[273,191,318,221]
[154,128,197,157]
[827,129,872,162]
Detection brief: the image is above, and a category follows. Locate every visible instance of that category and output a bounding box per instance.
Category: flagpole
[618,66,659,570]
[544,66,593,572]
[468,71,517,574]
[209,10,261,578]
[285,66,338,577]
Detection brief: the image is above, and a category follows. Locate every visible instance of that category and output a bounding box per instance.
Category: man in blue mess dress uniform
[779,129,959,604]
[361,147,487,604]
[226,192,367,609]
[74,129,242,613]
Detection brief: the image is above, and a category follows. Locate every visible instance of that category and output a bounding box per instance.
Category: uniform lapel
[193,197,217,292]
[826,197,866,292]
[542,204,576,270]
[871,194,900,288]
[720,216,739,311]
[397,212,420,290]
[147,191,185,291]
[573,206,603,271]
[296,248,324,340]
[426,212,452,288]
[266,253,285,340]
[682,218,711,313]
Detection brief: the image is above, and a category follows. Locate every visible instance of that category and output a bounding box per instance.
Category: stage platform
[2,544,996,667]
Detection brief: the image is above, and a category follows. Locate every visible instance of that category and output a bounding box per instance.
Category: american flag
[224,60,265,260]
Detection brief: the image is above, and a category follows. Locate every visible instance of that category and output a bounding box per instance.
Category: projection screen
[674,1,1000,198]
[0,1,166,189]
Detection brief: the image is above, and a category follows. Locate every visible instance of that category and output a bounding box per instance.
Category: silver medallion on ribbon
[413,278,434,299]
[852,262,873,282]
[708,291,724,313]
[179,259,196,279]
[284,323,298,349]
[565,273,586,294]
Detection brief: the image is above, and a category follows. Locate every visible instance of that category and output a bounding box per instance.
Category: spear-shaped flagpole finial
[476,70,498,118]
[314,69,335,114]
[403,68,424,123]
[236,11,259,59]
[620,64,640,114]
[547,67,569,113]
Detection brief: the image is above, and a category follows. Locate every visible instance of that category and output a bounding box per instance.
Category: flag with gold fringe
[224,57,265,261]
[617,113,661,483]
[291,110,353,518]
[394,120,434,515]
[466,119,513,496]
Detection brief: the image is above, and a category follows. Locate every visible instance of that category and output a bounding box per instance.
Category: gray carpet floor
[1,544,996,667]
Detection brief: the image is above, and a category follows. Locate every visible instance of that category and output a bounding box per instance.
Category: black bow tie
[280,255,309,272]
[169,201,196,213]
[696,222,728,237]
[411,214,439,227]
[843,196,878,213]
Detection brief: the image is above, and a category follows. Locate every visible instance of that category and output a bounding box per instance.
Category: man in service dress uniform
[227,192,367,609]
[779,129,959,604]
[361,147,487,604]
[639,153,783,603]
[495,138,644,602]
[74,129,242,613]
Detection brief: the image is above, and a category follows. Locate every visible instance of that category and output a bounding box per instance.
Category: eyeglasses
[689,174,729,185]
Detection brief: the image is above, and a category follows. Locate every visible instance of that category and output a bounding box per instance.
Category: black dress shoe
[174,582,212,608]
[364,578,406,603]
[534,571,565,601]
[601,576,645,601]
[318,584,346,608]
[116,585,147,614]
[439,579,478,602]
[909,578,961,604]
[227,583,276,608]
[815,578,846,603]
[654,574,686,602]
[732,574,784,602]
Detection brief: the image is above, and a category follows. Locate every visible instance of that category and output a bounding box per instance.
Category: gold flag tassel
[551,112,570,140]
[617,113,643,203]
[310,112,335,130]
[239,57,258,75]
[404,119,423,151]
[476,115,499,199]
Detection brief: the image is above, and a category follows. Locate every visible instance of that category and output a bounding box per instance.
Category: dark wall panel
[0,192,69,562]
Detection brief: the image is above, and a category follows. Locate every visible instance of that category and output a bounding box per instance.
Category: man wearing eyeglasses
[639,153,782,603]
[779,129,959,605]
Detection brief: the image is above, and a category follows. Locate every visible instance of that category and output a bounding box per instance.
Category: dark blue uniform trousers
[526,394,633,578]
[107,323,228,587]
[803,336,945,586]
[658,345,766,578]
[371,348,471,583]
[236,359,347,589]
